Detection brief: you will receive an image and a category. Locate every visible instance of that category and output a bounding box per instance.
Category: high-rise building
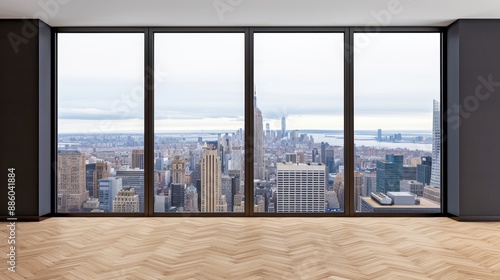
[320,142,329,164]
[172,156,186,184]
[430,100,441,187]
[112,187,140,212]
[254,92,265,180]
[201,144,226,212]
[403,165,417,180]
[171,183,185,210]
[376,154,403,193]
[354,171,363,211]
[312,148,320,163]
[221,176,233,211]
[98,177,121,212]
[131,149,144,169]
[281,115,286,138]
[184,184,199,212]
[325,147,335,174]
[377,129,382,141]
[362,173,377,196]
[58,150,88,212]
[265,123,270,139]
[116,169,144,212]
[417,156,432,185]
[285,153,297,163]
[85,163,96,198]
[276,163,326,213]
[86,161,110,199]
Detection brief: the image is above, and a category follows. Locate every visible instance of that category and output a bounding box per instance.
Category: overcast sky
[57,32,440,134]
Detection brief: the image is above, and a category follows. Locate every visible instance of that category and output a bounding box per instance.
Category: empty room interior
[2,0,500,279]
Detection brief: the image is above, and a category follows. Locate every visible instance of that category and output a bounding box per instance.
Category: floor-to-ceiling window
[253,32,345,214]
[57,32,145,213]
[353,32,441,214]
[153,32,245,213]
[55,28,442,216]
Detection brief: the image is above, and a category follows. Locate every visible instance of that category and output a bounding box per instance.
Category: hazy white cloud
[57,32,440,133]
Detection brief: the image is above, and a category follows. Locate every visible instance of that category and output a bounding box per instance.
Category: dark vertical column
[0,19,51,220]
[447,19,500,220]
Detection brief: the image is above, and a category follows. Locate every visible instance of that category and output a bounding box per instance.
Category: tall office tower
[112,187,140,213]
[312,148,320,163]
[430,99,441,187]
[281,115,286,138]
[229,169,242,194]
[233,192,243,212]
[320,142,329,164]
[85,163,96,197]
[403,165,417,180]
[201,144,225,212]
[131,149,144,169]
[58,150,88,212]
[155,156,165,171]
[325,146,335,174]
[276,163,326,213]
[221,176,233,212]
[354,171,363,211]
[171,183,185,210]
[171,156,186,184]
[285,153,298,163]
[98,177,122,212]
[184,184,199,212]
[255,195,265,212]
[116,169,144,212]
[265,123,271,139]
[333,172,344,209]
[362,173,377,196]
[377,129,382,141]
[254,92,265,180]
[417,156,432,185]
[376,154,403,193]
[89,161,110,199]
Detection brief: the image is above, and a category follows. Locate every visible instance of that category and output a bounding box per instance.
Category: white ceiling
[0,0,499,27]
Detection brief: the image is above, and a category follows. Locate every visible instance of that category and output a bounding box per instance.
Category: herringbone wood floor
[1,218,500,279]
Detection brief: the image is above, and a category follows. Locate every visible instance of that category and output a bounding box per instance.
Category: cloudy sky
[57,32,440,134]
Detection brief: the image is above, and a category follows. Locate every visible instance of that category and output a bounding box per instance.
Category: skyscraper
[276,163,326,213]
[131,149,144,169]
[376,154,403,193]
[254,91,265,180]
[116,169,144,212]
[417,156,432,185]
[281,115,286,138]
[112,187,140,212]
[184,184,199,212]
[86,161,109,199]
[58,150,88,212]
[201,144,226,212]
[171,183,185,210]
[98,177,121,212]
[430,100,441,187]
[171,156,186,184]
[325,147,335,174]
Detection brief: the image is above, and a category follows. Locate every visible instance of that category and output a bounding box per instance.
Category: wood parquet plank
[1,218,500,279]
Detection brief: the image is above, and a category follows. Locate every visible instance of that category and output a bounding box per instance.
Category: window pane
[254,33,345,213]
[57,33,145,213]
[354,33,441,213]
[154,33,245,213]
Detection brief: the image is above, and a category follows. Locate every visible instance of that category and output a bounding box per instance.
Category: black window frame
[51,26,445,218]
